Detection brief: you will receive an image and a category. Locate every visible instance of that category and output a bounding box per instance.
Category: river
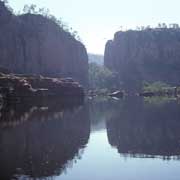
[0,97,180,180]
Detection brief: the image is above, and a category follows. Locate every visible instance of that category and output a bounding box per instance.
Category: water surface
[1,97,180,180]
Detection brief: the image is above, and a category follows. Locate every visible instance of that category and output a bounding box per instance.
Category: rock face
[104,29,180,91]
[0,2,88,87]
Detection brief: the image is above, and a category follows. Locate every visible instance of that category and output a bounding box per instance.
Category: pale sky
[9,0,180,54]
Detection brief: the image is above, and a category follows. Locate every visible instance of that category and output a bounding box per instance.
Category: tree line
[118,23,180,32]
[136,23,180,31]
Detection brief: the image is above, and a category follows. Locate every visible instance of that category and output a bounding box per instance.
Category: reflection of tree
[0,100,90,180]
[106,98,180,160]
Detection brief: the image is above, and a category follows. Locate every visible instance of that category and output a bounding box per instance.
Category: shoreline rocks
[0,73,84,102]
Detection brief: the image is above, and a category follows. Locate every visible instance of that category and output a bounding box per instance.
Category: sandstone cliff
[104,28,180,91]
[0,2,88,87]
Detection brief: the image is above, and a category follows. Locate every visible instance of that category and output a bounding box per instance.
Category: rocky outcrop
[0,73,84,101]
[0,2,88,87]
[104,28,180,91]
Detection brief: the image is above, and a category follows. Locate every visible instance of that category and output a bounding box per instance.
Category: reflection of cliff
[0,101,90,179]
[106,98,180,159]
[88,98,122,132]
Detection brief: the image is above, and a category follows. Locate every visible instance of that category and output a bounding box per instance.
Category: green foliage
[89,62,119,90]
[144,96,176,106]
[143,81,171,92]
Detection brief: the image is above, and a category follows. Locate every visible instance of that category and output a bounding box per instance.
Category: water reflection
[0,99,90,180]
[106,98,180,159]
[1,97,180,180]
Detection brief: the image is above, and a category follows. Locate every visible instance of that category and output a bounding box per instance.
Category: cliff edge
[0,2,88,87]
[104,28,180,91]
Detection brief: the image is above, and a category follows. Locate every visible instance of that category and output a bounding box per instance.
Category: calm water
[1,97,180,180]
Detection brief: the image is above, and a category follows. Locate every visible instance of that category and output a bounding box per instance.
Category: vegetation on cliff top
[1,0,81,41]
[117,23,180,32]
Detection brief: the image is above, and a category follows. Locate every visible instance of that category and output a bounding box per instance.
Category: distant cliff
[0,2,88,86]
[88,53,103,65]
[104,28,180,91]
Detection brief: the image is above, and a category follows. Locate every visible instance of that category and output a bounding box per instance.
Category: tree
[0,0,8,4]
[23,4,37,14]
[89,62,119,90]
[170,23,179,29]
[162,23,167,28]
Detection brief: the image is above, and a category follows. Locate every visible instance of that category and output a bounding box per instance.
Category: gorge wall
[0,2,88,86]
[104,28,180,91]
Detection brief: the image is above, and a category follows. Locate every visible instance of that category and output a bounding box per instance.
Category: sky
[9,0,180,54]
